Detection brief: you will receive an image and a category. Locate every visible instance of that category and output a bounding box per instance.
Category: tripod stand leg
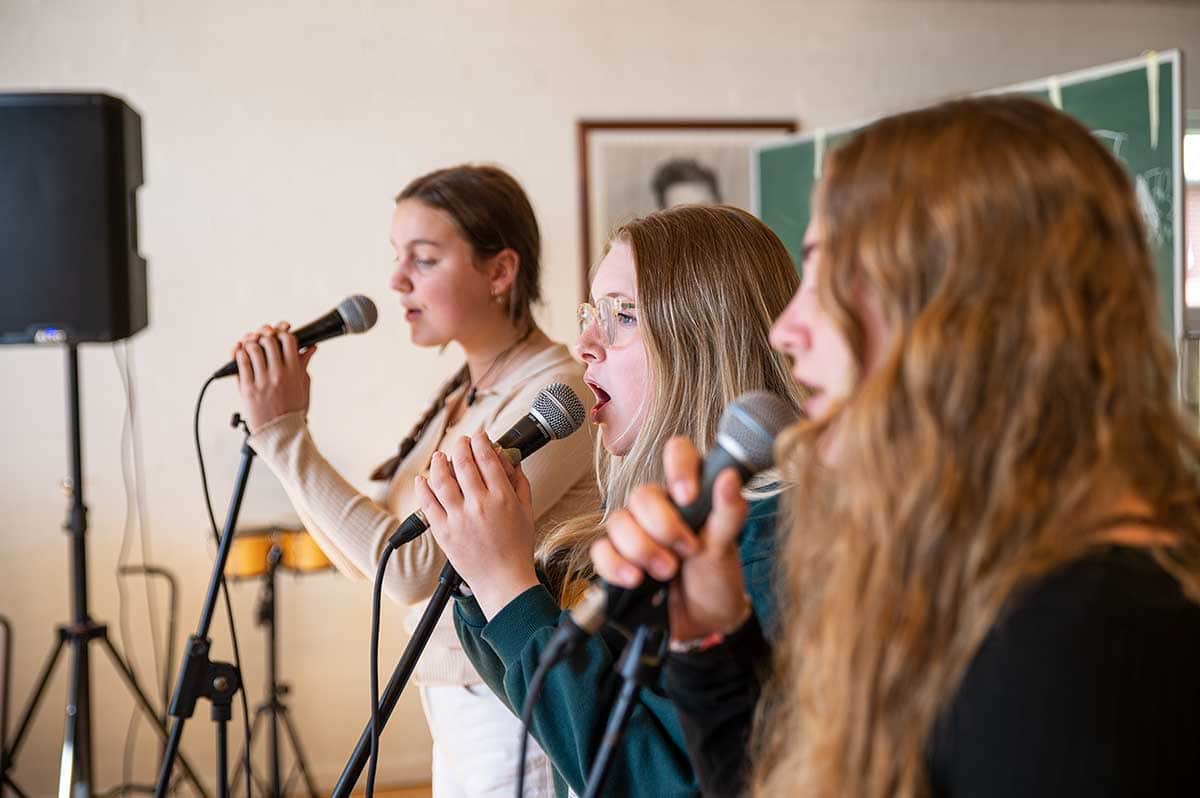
[1,617,11,798]
[100,637,211,798]
[59,638,93,798]
[1,776,29,798]
[7,631,66,762]
[228,704,265,797]
[278,706,319,798]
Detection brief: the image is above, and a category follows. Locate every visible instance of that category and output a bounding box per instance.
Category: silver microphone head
[337,294,378,334]
[530,383,586,440]
[716,391,796,472]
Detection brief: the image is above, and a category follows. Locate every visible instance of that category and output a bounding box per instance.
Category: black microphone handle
[211,308,346,379]
[596,445,755,628]
[495,414,550,453]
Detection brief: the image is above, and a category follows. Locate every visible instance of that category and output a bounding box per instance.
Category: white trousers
[420,683,555,797]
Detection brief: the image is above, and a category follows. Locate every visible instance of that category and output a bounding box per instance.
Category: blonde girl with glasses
[413,204,805,796]
[229,164,596,797]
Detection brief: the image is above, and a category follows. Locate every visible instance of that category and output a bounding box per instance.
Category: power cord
[113,341,170,794]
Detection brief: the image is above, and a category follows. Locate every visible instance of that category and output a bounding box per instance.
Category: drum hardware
[225,528,328,798]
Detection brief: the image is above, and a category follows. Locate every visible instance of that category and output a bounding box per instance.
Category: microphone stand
[328,389,584,796]
[582,623,668,798]
[330,557,461,798]
[154,419,255,798]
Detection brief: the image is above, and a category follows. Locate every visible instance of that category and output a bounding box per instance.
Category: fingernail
[620,565,642,585]
[674,537,697,557]
[651,554,676,581]
[671,480,694,504]
[723,475,742,500]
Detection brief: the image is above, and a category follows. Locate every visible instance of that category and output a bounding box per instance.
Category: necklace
[466,327,534,406]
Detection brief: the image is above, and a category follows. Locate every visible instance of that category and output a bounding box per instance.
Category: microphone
[386,382,586,548]
[568,391,796,638]
[211,294,379,379]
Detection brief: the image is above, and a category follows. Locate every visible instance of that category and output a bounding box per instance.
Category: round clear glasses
[577,297,638,347]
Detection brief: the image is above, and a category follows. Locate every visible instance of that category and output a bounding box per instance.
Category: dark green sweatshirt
[453,494,781,797]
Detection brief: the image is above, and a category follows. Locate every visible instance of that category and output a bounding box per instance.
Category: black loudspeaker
[0,92,147,344]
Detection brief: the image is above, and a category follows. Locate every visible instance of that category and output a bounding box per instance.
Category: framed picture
[576,118,798,295]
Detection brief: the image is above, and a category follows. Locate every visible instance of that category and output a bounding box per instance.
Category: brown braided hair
[369,365,469,482]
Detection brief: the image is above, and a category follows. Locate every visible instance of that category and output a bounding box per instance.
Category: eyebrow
[588,291,636,304]
[390,237,443,249]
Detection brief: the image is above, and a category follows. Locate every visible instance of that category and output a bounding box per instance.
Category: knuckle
[628,484,662,511]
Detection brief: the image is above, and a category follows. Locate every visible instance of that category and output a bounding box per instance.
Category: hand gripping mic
[211,294,379,379]
[568,390,796,638]
[385,382,586,548]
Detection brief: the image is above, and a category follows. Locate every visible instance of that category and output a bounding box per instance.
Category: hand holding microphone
[593,438,753,643]
[582,391,795,642]
[417,431,542,618]
[415,383,586,618]
[226,295,378,432]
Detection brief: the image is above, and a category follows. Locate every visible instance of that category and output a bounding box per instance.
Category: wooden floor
[353,786,431,798]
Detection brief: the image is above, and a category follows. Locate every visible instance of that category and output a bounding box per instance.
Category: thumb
[299,345,318,367]
[702,468,747,552]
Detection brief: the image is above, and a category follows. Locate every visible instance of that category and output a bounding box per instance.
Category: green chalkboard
[754,51,1183,341]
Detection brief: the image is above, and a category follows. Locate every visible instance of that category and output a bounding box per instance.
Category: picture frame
[576,118,798,296]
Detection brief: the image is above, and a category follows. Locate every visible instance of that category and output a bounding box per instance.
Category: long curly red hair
[754,95,1200,798]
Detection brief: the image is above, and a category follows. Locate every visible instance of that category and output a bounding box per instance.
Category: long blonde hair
[753,95,1200,797]
[537,204,804,603]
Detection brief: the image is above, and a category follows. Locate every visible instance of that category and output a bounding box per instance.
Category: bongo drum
[278,530,333,574]
[224,529,277,580]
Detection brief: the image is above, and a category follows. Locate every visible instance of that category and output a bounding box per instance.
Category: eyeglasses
[577,297,638,347]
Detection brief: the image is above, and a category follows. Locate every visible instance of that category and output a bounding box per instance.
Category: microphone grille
[338,295,379,334]
[718,391,797,472]
[532,383,586,440]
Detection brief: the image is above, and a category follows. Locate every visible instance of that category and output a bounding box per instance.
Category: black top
[664,547,1200,797]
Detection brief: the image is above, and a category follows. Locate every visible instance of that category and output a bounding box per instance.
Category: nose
[769,291,811,356]
[389,257,412,294]
[574,322,605,363]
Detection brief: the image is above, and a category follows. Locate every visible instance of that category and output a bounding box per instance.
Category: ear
[487,248,520,296]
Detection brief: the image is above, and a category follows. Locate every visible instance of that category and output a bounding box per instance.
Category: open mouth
[586,380,611,417]
[797,382,824,417]
[403,307,422,322]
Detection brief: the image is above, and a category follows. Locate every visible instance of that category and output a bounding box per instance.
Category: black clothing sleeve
[666,548,1200,798]
[663,615,772,797]
[927,547,1200,797]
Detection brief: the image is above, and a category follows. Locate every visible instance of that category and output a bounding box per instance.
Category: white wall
[2,0,1198,792]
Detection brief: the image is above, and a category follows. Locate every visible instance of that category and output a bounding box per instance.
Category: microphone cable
[365,537,402,798]
[513,649,554,798]
[512,590,610,798]
[193,373,254,798]
[581,624,666,798]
